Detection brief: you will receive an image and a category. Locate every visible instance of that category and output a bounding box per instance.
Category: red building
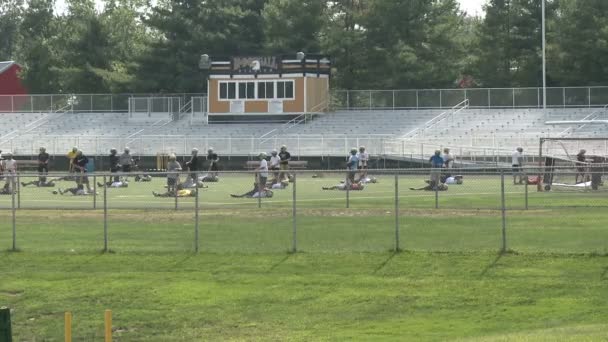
[0,61,27,111]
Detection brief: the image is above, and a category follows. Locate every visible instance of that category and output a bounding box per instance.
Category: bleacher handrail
[401,99,469,139]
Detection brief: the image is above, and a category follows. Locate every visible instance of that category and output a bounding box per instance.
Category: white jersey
[259,159,268,178]
[512,151,524,166]
[357,152,369,167]
[269,156,280,168]
[3,159,17,174]
[110,181,127,188]
[443,153,454,168]
[445,177,457,184]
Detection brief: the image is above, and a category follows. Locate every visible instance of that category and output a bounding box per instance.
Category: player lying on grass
[267,179,289,189]
[322,182,365,191]
[153,188,196,197]
[21,179,56,187]
[54,184,97,196]
[410,183,449,191]
[98,180,129,188]
[231,153,274,198]
[230,183,274,198]
[182,177,208,189]
[0,183,14,195]
[135,174,152,182]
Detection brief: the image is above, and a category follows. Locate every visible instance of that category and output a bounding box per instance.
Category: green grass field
[1,173,608,340]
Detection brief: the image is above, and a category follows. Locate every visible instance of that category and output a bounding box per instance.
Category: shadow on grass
[480,253,504,277]
[374,251,399,273]
[269,254,292,271]
[601,266,608,280]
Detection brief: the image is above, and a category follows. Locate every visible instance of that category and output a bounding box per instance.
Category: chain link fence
[1,168,608,254]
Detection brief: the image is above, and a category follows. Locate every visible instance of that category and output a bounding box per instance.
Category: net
[539,138,608,191]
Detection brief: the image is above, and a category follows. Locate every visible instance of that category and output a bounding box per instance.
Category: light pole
[542,0,547,109]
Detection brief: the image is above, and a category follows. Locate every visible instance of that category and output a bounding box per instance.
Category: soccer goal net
[538,137,608,191]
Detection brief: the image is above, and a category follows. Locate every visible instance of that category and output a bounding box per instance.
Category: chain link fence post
[434,181,439,209]
[258,180,262,209]
[11,176,17,251]
[500,170,507,253]
[16,175,20,209]
[103,175,108,252]
[93,175,97,209]
[292,173,297,253]
[524,176,529,210]
[174,175,178,210]
[394,173,400,251]
[346,181,350,209]
[194,181,200,253]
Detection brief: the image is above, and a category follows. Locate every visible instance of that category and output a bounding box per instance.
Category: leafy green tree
[17,0,60,93]
[135,0,267,93]
[262,0,326,53]
[321,0,368,90]
[472,0,552,87]
[363,0,466,89]
[0,0,24,61]
[548,0,608,86]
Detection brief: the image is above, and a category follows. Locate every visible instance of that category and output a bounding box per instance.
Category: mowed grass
[1,252,608,341]
[1,173,608,340]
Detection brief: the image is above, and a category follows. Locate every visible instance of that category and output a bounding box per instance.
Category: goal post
[538,137,608,191]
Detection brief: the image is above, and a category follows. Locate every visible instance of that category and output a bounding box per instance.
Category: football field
[1,172,608,340]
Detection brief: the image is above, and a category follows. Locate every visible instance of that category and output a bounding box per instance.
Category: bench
[14,160,40,170]
[245,160,308,170]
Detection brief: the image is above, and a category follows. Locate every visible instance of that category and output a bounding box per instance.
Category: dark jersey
[38,152,49,163]
[279,151,291,165]
[187,155,200,171]
[74,155,89,171]
[577,154,586,163]
[207,153,219,162]
[109,154,120,168]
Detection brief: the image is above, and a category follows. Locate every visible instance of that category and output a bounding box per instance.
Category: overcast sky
[458,0,486,16]
[55,0,486,16]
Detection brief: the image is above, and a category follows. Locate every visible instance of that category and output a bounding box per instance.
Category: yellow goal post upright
[156,153,169,171]
[538,137,608,191]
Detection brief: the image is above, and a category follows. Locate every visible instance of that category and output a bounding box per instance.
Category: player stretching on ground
[21,179,55,187]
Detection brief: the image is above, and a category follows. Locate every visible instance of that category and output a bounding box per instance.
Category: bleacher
[0,107,606,157]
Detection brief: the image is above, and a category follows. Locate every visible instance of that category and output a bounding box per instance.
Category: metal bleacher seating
[0,108,605,157]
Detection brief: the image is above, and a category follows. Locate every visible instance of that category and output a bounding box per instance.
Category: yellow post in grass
[104,309,112,342]
[64,311,72,342]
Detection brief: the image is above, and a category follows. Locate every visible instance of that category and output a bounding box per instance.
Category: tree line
[0,0,606,94]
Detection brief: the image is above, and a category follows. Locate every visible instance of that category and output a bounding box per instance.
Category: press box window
[219,82,236,100]
[277,81,294,99]
[258,81,275,99]
[238,82,255,99]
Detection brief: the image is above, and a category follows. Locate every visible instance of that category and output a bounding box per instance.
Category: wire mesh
[3,166,608,254]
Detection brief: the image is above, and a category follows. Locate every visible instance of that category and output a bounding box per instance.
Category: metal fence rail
[1,168,607,254]
[0,93,206,113]
[331,86,608,110]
